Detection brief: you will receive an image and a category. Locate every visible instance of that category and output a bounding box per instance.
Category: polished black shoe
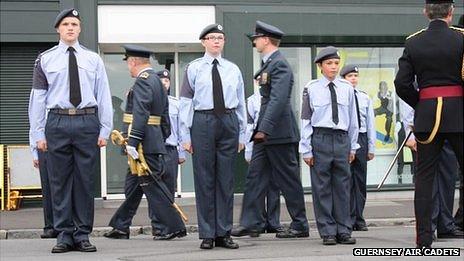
[74,240,97,252]
[336,234,356,244]
[276,228,309,238]
[266,226,285,234]
[215,237,239,249]
[152,228,162,236]
[437,229,464,239]
[51,243,73,253]
[40,230,59,239]
[231,226,260,237]
[200,238,214,249]
[322,236,337,245]
[104,228,129,239]
[153,229,187,240]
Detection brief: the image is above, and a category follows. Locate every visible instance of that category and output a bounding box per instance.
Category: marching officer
[104,45,186,241]
[179,24,246,249]
[300,47,359,245]
[340,65,376,232]
[394,0,463,248]
[28,8,113,253]
[234,21,309,239]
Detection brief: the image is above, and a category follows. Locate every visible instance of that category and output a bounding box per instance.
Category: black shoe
[266,226,285,234]
[437,229,464,239]
[322,236,337,245]
[215,237,239,249]
[353,225,368,231]
[74,240,97,252]
[152,228,162,236]
[153,229,187,240]
[51,243,73,253]
[104,228,129,239]
[336,234,356,244]
[276,228,309,238]
[40,230,59,239]
[200,239,214,249]
[231,226,260,237]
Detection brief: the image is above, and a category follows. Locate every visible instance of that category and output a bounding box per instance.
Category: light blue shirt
[29,130,38,160]
[299,76,359,158]
[400,99,415,140]
[179,53,246,144]
[28,40,113,143]
[355,89,376,153]
[166,95,186,159]
[244,93,261,161]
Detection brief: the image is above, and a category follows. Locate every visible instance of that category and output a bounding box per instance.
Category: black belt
[313,127,347,135]
[195,108,235,114]
[49,107,97,115]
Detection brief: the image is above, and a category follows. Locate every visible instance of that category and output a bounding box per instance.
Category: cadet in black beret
[122,44,153,61]
[54,8,80,28]
[248,20,284,40]
[199,24,225,40]
[314,46,340,64]
[340,64,359,78]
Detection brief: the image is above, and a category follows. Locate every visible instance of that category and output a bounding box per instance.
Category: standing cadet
[179,24,246,249]
[104,45,186,241]
[28,8,113,253]
[150,69,186,237]
[234,21,309,239]
[340,65,375,232]
[29,132,58,239]
[394,0,463,248]
[300,46,359,245]
[232,91,282,236]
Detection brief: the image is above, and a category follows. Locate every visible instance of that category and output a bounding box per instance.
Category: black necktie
[328,82,339,125]
[68,47,81,107]
[354,90,361,128]
[212,59,226,116]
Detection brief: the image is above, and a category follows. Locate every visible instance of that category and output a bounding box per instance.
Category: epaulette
[406,29,426,40]
[304,79,318,88]
[450,26,464,34]
[139,72,150,79]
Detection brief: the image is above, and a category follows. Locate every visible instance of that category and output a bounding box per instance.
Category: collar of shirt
[137,67,153,77]
[58,40,82,54]
[262,49,278,64]
[203,52,223,66]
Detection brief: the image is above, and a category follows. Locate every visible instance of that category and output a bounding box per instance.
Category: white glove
[126,145,139,159]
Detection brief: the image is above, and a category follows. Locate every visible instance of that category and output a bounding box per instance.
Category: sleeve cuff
[99,128,111,140]
[32,132,45,144]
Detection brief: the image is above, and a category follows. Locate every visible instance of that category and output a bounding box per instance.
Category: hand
[126,145,139,159]
[97,137,107,147]
[33,160,39,168]
[349,153,355,163]
[405,138,417,152]
[367,153,375,161]
[178,158,186,164]
[182,142,193,154]
[253,131,267,144]
[303,157,314,166]
[238,143,245,153]
[37,140,47,152]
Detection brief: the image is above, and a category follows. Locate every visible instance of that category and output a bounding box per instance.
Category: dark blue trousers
[350,133,368,228]
[310,128,352,237]
[191,111,238,239]
[38,151,54,233]
[46,112,99,246]
[109,154,185,235]
[240,143,308,232]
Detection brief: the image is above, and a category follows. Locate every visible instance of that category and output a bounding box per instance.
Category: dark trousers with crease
[109,154,185,235]
[240,142,308,232]
[191,111,238,239]
[350,133,368,228]
[414,132,463,247]
[38,151,55,233]
[46,112,99,246]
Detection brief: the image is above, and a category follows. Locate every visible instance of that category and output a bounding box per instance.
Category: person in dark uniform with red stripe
[394,0,463,248]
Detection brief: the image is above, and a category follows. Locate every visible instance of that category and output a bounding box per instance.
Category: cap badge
[217,24,223,31]
[72,10,78,16]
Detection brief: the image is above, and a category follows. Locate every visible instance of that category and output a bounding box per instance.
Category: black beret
[249,20,284,40]
[199,24,225,40]
[54,8,80,28]
[156,69,171,79]
[340,64,360,77]
[425,0,454,3]
[122,44,153,60]
[314,46,340,63]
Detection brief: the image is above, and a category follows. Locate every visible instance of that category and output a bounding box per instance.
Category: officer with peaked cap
[28,8,113,253]
[179,23,246,249]
[300,46,359,245]
[395,0,463,248]
[233,20,309,239]
[340,65,376,232]
[104,45,186,241]
[149,69,187,237]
